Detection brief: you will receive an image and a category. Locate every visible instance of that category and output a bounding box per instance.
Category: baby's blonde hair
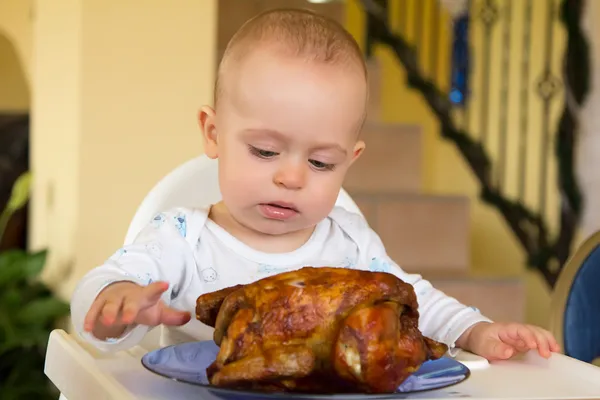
[214,8,367,107]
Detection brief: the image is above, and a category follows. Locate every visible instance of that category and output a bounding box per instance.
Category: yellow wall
[0,0,32,82]
[0,0,30,111]
[68,0,216,298]
[0,35,29,111]
[347,0,566,327]
[0,0,217,300]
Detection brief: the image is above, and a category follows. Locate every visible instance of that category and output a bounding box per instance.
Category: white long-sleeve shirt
[70,206,491,353]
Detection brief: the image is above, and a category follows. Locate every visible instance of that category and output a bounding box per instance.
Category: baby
[71,8,559,361]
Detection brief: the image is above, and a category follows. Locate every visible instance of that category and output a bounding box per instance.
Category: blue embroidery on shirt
[151,213,166,228]
[258,264,278,274]
[123,271,153,285]
[258,264,296,275]
[368,257,391,273]
[109,248,127,261]
[341,256,356,269]
[173,213,187,237]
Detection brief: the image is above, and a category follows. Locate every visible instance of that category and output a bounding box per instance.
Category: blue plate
[141,341,470,399]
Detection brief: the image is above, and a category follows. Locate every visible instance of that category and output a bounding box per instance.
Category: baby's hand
[83,281,191,340]
[458,322,561,360]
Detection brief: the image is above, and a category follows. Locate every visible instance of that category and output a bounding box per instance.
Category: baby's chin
[250,219,313,237]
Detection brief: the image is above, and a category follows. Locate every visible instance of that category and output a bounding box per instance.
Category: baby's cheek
[308,182,340,209]
[230,165,266,193]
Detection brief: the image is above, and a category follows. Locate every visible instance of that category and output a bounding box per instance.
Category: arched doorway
[0,32,30,251]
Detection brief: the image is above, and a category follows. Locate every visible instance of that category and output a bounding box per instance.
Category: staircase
[343,58,525,323]
[356,0,586,290]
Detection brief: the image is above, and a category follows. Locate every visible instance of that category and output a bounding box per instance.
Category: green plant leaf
[22,249,48,278]
[0,327,49,354]
[1,344,59,399]
[0,172,65,399]
[16,297,70,326]
[6,172,32,213]
[0,250,28,286]
[0,311,14,338]
[0,249,26,267]
[0,250,47,287]
[0,171,64,400]
[2,287,23,307]
[0,172,32,242]
[19,281,51,303]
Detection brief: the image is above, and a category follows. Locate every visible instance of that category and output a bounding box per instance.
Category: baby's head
[199,8,367,236]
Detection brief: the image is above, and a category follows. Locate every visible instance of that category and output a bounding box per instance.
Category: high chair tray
[45,329,600,400]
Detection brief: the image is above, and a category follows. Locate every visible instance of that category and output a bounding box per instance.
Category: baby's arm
[347,212,561,360]
[336,209,491,351]
[70,208,199,352]
[386,267,492,350]
[333,209,559,360]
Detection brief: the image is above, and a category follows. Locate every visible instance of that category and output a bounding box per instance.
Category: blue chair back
[552,232,600,363]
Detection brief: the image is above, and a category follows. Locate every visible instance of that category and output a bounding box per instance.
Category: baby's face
[202,47,367,236]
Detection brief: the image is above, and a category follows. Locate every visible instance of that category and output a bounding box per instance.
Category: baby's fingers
[101,299,124,326]
[512,325,538,349]
[121,297,141,324]
[159,303,192,326]
[498,330,529,352]
[141,281,170,305]
[549,336,561,353]
[84,298,106,332]
[531,328,555,358]
[538,328,561,353]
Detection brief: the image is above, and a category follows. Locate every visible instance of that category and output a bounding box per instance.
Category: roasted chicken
[195,267,448,394]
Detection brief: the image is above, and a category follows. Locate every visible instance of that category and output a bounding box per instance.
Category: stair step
[344,123,422,194]
[353,193,470,274]
[428,277,526,323]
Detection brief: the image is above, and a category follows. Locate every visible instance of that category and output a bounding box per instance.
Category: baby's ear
[350,140,365,164]
[198,106,218,158]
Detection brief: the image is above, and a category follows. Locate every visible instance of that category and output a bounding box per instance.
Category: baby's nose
[274,163,306,190]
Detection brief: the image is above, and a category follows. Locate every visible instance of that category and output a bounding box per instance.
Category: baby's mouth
[262,202,299,212]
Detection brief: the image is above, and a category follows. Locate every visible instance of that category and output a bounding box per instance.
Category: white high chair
[47,154,364,399]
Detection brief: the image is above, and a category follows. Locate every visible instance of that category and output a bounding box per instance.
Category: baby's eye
[248,145,278,158]
[309,159,336,171]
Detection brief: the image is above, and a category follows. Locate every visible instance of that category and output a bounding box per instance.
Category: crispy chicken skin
[195,267,448,394]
